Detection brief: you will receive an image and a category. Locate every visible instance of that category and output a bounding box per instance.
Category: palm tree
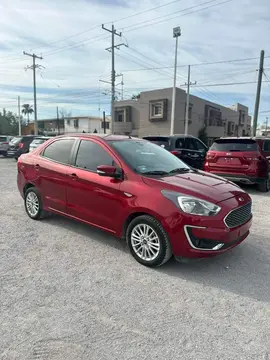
[22,104,34,125]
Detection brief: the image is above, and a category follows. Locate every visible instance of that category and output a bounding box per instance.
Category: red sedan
[17,134,252,267]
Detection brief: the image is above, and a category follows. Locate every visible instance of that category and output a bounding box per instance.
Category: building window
[149,99,167,122]
[117,113,123,122]
[66,119,70,125]
[151,102,163,117]
[101,121,110,129]
[74,119,79,128]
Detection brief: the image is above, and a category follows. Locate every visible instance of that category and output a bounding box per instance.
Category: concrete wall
[114,87,252,141]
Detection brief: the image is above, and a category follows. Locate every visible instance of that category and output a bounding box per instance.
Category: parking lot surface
[0,158,269,360]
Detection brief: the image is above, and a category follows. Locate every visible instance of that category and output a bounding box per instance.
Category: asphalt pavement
[0,157,269,360]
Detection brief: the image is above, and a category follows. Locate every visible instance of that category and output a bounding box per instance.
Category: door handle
[69,173,78,180]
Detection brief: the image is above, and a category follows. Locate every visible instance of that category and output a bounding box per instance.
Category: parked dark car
[17,134,252,267]
[204,137,270,192]
[8,135,37,160]
[142,135,208,169]
[0,135,13,157]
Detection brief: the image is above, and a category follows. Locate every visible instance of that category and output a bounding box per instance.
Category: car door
[35,138,76,213]
[66,139,124,233]
[179,137,198,167]
[193,138,208,169]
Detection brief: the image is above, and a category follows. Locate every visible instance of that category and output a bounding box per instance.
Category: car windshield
[109,139,190,175]
[143,137,170,150]
[0,136,7,142]
[10,137,22,144]
[210,139,258,152]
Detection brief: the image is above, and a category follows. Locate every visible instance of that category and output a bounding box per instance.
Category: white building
[64,116,111,134]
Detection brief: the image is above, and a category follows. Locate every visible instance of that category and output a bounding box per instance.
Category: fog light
[212,243,224,250]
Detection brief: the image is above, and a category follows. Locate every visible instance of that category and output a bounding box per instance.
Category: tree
[59,109,72,119]
[22,104,34,124]
[198,127,208,146]
[131,93,140,100]
[0,109,19,135]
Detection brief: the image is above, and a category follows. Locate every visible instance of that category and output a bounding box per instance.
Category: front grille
[224,202,252,228]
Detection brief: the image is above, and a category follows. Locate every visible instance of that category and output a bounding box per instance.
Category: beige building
[114,87,252,146]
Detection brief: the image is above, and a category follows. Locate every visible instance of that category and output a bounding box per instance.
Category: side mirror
[97,165,122,179]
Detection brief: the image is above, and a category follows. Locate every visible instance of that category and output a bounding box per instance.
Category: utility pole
[170,26,181,136]
[265,117,269,135]
[253,50,265,137]
[102,24,123,135]
[103,111,106,134]
[56,106,60,135]
[23,51,43,135]
[17,96,21,136]
[184,65,196,135]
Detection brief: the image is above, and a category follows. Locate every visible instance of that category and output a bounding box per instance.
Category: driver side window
[194,139,207,151]
[75,140,115,172]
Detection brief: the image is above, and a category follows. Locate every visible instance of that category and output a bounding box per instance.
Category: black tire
[257,176,270,193]
[126,215,172,267]
[24,187,46,220]
[3,152,7,157]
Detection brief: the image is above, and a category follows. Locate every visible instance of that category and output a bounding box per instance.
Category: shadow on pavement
[158,235,270,304]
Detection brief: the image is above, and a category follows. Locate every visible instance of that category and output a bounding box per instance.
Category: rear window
[210,139,258,152]
[0,136,7,142]
[143,137,170,150]
[10,137,22,144]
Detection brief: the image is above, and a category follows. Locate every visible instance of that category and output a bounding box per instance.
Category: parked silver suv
[0,136,13,157]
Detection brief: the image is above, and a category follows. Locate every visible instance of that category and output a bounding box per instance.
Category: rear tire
[24,187,46,220]
[126,215,172,267]
[257,176,270,193]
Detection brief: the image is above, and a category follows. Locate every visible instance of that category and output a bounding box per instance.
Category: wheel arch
[23,183,35,198]
[121,209,164,239]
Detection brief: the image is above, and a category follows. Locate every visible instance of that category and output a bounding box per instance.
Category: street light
[170,26,181,136]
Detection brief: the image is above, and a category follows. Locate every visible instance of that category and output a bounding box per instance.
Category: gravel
[0,157,269,360]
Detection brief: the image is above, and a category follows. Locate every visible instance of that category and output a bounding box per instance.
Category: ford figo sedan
[17,134,252,267]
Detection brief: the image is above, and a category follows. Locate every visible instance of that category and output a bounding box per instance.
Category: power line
[121,56,270,72]
[124,0,233,33]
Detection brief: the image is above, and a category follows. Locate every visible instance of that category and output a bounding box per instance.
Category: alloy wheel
[26,191,39,217]
[131,224,161,261]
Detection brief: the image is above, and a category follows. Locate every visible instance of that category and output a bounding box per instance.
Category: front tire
[24,187,45,220]
[126,215,172,267]
[258,175,270,193]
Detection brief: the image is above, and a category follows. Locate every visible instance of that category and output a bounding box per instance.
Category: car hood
[142,170,248,204]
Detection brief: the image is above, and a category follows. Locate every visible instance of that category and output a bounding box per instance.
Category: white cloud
[0,0,269,123]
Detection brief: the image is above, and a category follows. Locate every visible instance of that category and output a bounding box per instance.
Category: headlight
[161,190,221,216]
[177,196,221,216]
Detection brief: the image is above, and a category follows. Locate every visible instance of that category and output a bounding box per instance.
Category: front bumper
[164,194,252,258]
[170,217,252,258]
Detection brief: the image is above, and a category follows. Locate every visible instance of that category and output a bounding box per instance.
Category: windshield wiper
[169,168,190,174]
[142,170,169,175]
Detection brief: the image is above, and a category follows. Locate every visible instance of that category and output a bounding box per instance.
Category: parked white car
[29,136,51,152]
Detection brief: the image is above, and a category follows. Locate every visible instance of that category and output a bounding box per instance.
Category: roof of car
[54,133,139,141]
[142,134,196,139]
[218,136,270,141]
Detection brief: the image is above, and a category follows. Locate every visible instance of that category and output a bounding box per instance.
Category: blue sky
[0,0,269,125]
